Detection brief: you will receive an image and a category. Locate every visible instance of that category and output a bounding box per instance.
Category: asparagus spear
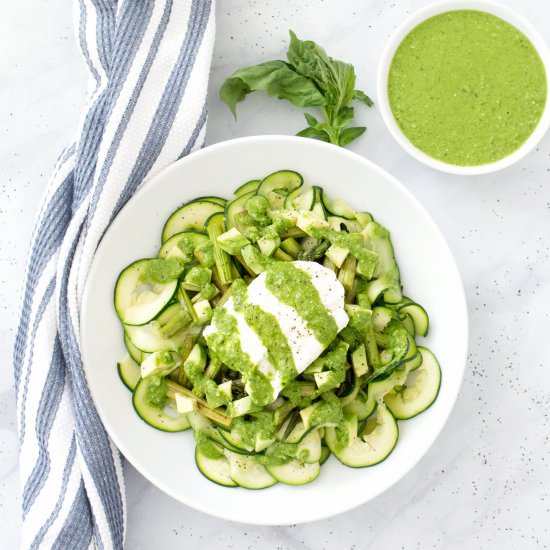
[206,213,233,287]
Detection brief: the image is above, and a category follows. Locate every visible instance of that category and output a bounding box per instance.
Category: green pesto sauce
[194,240,215,268]
[316,342,348,391]
[176,234,198,262]
[206,307,254,373]
[256,441,297,466]
[145,375,167,408]
[312,228,378,279]
[199,282,217,300]
[347,306,373,335]
[184,359,230,408]
[184,266,211,287]
[231,411,275,449]
[194,431,224,459]
[388,10,547,166]
[281,381,314,409]
[183,359,204,386]
[334,418,353,449]
[245,195,271,225]
[232,279,297,385]
[205,307,274,406]
[203,379,229,408]
[245,370,275,406]
[310,395,344,427]
[265,262,338,346]
[142,257,184,284]
[244,225,261,243]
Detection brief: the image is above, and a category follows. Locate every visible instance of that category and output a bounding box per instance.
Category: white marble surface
[2,0,550,548]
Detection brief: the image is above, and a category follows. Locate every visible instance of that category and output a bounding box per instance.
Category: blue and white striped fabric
[13,1,215,548]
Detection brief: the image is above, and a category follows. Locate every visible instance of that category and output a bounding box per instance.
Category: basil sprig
[220,31,373,147]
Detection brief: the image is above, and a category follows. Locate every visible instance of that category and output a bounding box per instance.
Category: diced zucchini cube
[257,235,280,257]
[193,299,212,324]
[272,209,298,225]
[296,211,329,235]
[218,380,233,401]
[313,370,341,392]
[299,403,317,430]
[204,382,228,409]
[314,371,332,388]
[175,394,198,414]
[184,265,212,287]
[372,307,393,332]
[344,304,373,320]
[184,343,207,372]
[140,354,157,378]
[303,358,324,374]
[241,244,267,274]
[228,395,256,418]
[351,344,369,378]
[356,249,378,279]
[140,351,177,378]
[325,244,349,268]
[217,227,250,255]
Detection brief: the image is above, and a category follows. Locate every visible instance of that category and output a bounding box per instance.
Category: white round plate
[81,135,468,525]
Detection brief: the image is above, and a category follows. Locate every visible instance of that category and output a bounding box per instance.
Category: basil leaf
[287,31,355,109]
[220,77,250,117]
[304,112,319,127]
[353,89,374,107]
[339,126,366,146]
[334,106,354,128]
[325,59,356,109]
[220,60,325,116]
[287,30,332,84]
[296,126,330,142]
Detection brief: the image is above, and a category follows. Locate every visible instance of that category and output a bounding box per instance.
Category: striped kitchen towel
[13,1,215,548]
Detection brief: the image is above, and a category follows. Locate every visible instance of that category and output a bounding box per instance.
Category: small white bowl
[377,0,550,175]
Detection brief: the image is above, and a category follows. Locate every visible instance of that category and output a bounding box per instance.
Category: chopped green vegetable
[206,213,233,286]
[176,234,198,262]
[194,240,215,268]
[184,266,212,287]
[142,257,185,284]
[245,195,271,226]
[194,431,224,459]
[145,375,168,409]
[199,282,218,300]
[217,228,250,255]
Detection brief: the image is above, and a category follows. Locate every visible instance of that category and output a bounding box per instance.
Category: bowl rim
[81,135,469,524]
[377,0,550,176]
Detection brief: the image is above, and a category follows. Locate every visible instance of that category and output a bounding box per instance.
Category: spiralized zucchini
[113,170,441,487]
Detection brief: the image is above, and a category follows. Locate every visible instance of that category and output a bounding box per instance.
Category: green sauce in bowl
[388,10,547,167]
